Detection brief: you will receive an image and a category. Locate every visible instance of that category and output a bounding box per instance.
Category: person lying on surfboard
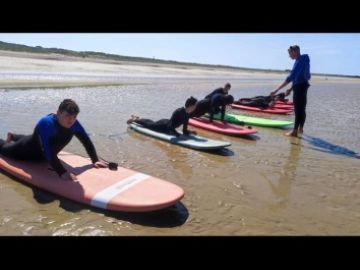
[205,82,231,100]
[235,91,290,109]
[189,94,234,123]
[0,99,107,181]
[126,96,198,137]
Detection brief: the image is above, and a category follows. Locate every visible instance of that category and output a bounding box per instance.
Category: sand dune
[0,50,358,89]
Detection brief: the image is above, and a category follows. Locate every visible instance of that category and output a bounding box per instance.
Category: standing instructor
[271,45,311,137]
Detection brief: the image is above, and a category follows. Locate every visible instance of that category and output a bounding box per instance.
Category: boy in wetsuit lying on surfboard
[127,96,198,136]
[0,99,108,181]
[234,91,290,109]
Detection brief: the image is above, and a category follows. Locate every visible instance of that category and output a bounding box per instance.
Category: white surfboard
[128,123,231,150]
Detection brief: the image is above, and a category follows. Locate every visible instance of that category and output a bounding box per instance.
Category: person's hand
[285,89,292,96]
[94,160,108,168]
[270,90,278,96]
[61,171,77,181]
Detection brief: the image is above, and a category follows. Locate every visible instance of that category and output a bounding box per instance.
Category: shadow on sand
[202,147,235,156]
[302,134,360,159]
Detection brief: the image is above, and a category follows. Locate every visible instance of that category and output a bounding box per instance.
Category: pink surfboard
[271,103,294,110]
[275,100,294,105]
[231,104,293,114]
[0,152,184,212]
[188,117,257,136]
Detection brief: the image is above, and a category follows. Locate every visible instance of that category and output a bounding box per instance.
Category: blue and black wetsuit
[286,54,311,130]
[134,107,190,136]
[190,93,226,122]
[0,114,99,176]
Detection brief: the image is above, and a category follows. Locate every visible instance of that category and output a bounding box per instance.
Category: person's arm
[168,109,183,137]
[73,123,98,162]
[72,121,106,168]
[220,105,226,121]
[182,118,191,135]
[285,87,293,96]
[36,119,67,177]
[209,107,215,123]
[271,59,303,96]
[182,117,196,136]
[271,80,290,96]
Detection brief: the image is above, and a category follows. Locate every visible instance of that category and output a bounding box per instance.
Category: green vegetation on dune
[0,40,285,73]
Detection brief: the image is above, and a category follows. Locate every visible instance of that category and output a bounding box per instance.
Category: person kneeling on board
[204,82,231,99]
[189,94,234,123]
[0,99,108,181]
[127,96,198,137]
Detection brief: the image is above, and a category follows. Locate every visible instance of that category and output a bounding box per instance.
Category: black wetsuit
[235,98,271,109]
[235,93,286,108]
[0,114,99,176]
[293,83,309,130]
[134,107,190,136]
[190,93,226,122]
[205,87,225,99]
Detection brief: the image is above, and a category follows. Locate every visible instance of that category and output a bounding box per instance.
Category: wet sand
[0,51,360,235]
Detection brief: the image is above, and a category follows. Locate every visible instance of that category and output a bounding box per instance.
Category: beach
[0,50,359,235]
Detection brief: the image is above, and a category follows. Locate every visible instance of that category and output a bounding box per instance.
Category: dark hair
[288,45,300,53]
[225,83,231,88]
[221,94,234,105]
[276,93,285,100]
[58,99,80,115]
[185,96,197,108]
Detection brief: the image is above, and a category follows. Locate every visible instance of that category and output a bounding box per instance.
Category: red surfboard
[275,100,294,105]
[231,104,293,114]
[188,117,257,136]
[271,103,294,110]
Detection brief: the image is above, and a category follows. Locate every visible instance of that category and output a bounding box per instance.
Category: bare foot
[127,115,140,124]
[285,130,298,137]
[6,132,13,143]
[298,128,304,134]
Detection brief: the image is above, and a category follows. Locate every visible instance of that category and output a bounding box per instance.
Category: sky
[0,33,359,76]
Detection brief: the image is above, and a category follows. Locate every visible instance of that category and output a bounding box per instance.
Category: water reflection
[98,202,189,228]
[267,137,302,208]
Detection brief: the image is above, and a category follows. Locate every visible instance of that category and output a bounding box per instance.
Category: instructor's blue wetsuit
[286,54,311,131]
[0,114,99,176]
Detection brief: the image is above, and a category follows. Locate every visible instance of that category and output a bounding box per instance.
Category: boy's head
[275,92,286,101]
[288,45,300,59]
[224,83,231,93]
[185,96,198,113]
[221,94,234,105]
[57,99,79,128]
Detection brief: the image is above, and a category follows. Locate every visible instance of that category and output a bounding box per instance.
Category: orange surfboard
[0,152,184,212]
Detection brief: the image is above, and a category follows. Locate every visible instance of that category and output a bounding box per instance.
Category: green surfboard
[205,113,293,128]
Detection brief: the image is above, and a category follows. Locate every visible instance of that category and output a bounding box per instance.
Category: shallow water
[0,78,359,235]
